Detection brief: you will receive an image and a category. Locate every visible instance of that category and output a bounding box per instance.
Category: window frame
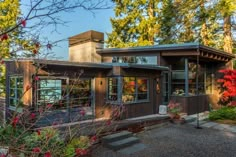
[8,75,23,111]
[107,76,150,104]
[34,76,95,116]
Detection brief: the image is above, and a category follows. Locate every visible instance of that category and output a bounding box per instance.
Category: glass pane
[137,78,148,100]
[108,78,118,101]
[38,79,62,105]
[69,79,92,107]
[9,76,23,107]
[122,77,135,103]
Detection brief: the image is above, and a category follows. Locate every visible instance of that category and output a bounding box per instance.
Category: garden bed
[215,119,236,126]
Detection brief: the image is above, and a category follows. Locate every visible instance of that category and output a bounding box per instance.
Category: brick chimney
[68,30,104,63]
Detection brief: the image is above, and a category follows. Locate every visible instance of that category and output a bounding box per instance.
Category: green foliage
[106,0,160,48]
[0,125,27,146]
[107,0,235,55]
[209,106,236,120]
[0,0,21,96]
[63,136,91,157]
[23,128,64,156]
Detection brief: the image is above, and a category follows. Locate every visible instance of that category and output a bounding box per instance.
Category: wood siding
[170,95,210,115]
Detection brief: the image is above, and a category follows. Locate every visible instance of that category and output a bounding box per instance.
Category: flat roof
[34,59,113,69]
[97,42,235,59]
[4,59,169,71]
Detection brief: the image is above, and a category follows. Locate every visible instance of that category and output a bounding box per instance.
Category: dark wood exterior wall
[120,68,161,118]
[5,61,37,107]
[5,60,164,120]
[170,95,210,115]
[100,47,234,114]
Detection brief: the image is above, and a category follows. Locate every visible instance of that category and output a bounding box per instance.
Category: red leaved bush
[218,69,236,106]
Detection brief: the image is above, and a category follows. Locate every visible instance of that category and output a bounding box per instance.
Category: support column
[184,58,189,96]
[117,76,123,104]
[196,55,199,95]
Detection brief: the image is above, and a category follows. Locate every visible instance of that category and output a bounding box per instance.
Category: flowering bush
[64,135,96,157]
[167,101,181,119]
[217,69,236,106]
[23,128,64,156]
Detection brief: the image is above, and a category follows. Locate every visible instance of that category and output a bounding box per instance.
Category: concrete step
[107,136,140,151]
[101,131,132,144]
[183,116,196,123]
[117,143,147,155]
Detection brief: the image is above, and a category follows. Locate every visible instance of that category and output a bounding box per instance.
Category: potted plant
[167,101,185,124]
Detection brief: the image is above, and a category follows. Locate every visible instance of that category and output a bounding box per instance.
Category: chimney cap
[68,30,104,47]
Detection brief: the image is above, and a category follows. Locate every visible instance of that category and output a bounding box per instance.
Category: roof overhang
[97,43,235,62]
[33,59,113,69]
[112,63,169,71]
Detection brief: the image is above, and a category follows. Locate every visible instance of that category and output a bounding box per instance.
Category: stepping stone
[189,120,207,126]
[102,131,132,143]
[201,122,218,128]
[107,136,140,151]
[213,124,231,131]
[184,116,196,123]
[117,143,147,155]
[228,126,236,133]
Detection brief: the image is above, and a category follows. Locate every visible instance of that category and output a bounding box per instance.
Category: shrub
[63,136,91,157]
[209,107,236,120]
[217,69,236,106]
[23,128,64,156]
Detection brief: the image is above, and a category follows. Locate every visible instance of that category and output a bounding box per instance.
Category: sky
[48,8,114,60]
[22,2,114,60]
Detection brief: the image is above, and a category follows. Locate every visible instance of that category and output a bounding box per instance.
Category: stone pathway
[184,112,236,133]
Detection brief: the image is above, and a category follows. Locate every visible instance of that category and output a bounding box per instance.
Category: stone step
[101,131,132,144]
[117,143,147,155]
[107,136,140,151]
[184,116,196,123]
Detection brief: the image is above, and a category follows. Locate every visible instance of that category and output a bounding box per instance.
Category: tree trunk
[223,15,233,69]
[148,0,155,45]
[223,16,233,53]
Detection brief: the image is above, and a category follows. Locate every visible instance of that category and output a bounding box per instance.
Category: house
[4,30,235,125]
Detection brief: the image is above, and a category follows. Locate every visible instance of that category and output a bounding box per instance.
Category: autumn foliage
[217,69,236,106]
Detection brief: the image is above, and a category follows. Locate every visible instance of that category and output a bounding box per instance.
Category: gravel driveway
[92,123,236,157]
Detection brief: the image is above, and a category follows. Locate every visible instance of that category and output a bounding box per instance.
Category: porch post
[184,58,189,96]
[117,76,123,104]
[66,78,70,122]
[196,55,199,95]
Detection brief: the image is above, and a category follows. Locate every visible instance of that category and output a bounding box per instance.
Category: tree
[0,0,21,96]
[106,0,160,48]
[107,0,236,56]
[216,0,236,53]
[158,0,178,44]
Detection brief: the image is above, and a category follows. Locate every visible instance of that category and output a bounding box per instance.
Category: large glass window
[36,78,93,109]
[108,77,149,103]
[68,79,92,108]
[171,60,212,96]
[37,79,66,108]
[9,76,23,108]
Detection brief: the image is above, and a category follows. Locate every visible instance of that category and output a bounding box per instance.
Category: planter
[170,118,185,125]
[168,113,181,119]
